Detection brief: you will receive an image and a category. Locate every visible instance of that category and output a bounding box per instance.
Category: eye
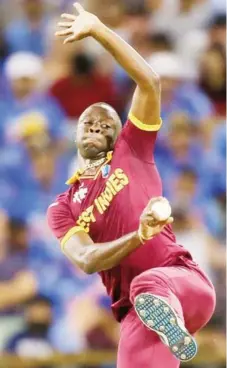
[84,121,92,126]
[101,124,111,129]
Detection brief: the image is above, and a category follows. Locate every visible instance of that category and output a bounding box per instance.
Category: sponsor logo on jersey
[73,183,88,203]
[101,164,111,178]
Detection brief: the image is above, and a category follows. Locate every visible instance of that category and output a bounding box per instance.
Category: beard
[80,136,114,160]
[27,322,50,337]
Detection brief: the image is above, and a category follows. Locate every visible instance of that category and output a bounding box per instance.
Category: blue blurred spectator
[199,44,226,117]
[167,166,225,241]
[4,295,54,358]
[155,113,204,187]
[0,138,70,246]
[0,212,93,352]
[208,14,226,50]
[173,210,225,280]
[0,27,8,70]
[147,52,214,134]
[201,121,226,197]
[4,0,49,56]
[0,217,37,314]
[0,52,66,150]
[213,122,226,162]
[85,294,118,368]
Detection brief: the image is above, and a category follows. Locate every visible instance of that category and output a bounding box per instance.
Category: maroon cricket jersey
[47,117,192,321]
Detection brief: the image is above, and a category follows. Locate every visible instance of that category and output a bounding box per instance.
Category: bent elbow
[141,73,160,93]
[148,73,160,91]
[82,264,97,275]
[81,258,98,275]
[153,74,161,90]
[63,240,99,274]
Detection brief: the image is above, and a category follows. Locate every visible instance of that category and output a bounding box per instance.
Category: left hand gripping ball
[151,201,172,222]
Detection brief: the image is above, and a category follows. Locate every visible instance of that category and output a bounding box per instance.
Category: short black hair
[209,14,226,29]
[180,167,198,180]
[148,33,173,51]
[26,295,53,308]
[9,218,27,232]
[71,52,95,75]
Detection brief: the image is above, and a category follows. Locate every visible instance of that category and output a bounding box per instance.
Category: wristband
[137,229,153,244]
[138,230,145,244]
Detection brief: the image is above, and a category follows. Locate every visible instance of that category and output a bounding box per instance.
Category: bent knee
[202,283,216,320]
[130,270,171,302]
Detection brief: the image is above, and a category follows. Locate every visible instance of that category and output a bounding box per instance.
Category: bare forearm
[92,24,159,89]
[64,231,141,274]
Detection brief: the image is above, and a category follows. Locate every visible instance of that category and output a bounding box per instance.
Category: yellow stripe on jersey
[128,112,162,132]
[61,226,85,250]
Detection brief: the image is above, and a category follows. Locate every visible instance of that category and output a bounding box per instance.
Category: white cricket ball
[152,200,172,221]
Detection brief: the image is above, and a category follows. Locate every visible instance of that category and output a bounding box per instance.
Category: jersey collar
[66,151,113,185]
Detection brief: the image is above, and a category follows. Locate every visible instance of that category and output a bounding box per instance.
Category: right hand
[138,197,173,242]
[55,3,102,44]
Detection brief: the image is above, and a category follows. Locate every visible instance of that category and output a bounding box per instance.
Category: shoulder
[47,190,71,225]
[47,187,80,242]
[126,113,162,133]
[116,115,162,147]
[47,190,71,214]
[115,114,162,163]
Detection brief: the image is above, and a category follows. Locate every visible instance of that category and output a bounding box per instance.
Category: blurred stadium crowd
[0,0,225,367]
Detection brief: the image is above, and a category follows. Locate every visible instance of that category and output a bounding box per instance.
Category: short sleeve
[119,112,162,163]
[47,196,84,248]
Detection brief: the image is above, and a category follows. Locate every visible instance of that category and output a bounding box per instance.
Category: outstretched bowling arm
[56,2,161,127]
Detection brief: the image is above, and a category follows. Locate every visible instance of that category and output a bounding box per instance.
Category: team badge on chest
[73,183,88,204]
[101,164,111,178]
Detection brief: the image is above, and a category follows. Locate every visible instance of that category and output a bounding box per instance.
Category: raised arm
[56,3,160,125]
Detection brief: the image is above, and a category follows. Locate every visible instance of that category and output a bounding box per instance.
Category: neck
[66,152,112,185]
[87,157,105,165]
[86,156,107,168]
[83,152,107,166]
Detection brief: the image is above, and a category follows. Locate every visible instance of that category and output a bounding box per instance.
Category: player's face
[76,106,120,159]
[11,77,38,99]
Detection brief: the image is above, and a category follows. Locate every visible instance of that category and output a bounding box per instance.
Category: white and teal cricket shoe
[134,293,198,362]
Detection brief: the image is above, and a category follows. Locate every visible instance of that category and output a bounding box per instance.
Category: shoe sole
[134,293,198,362]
